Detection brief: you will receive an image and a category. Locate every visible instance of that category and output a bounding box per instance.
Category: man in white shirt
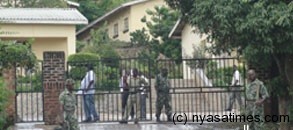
[139,71,149,120]
[119,70,134,120]
[225,65,243,111]
[81,64,99,122]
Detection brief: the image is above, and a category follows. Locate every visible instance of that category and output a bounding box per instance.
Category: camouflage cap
[65,78,74,86]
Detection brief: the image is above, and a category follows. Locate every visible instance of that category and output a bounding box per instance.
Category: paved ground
[13,122,246,130]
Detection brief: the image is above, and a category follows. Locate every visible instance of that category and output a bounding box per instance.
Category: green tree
[0,40,37,129]
[130,6,181,60]
[72,0,132,23]
[165,0,293,129]
[80,23,120,60]
[0,0,67,7]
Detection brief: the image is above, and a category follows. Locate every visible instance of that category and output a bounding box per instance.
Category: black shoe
[119,120,128,124]
[167,114,172,122]
[167,117,172,122]
[156,118,161,122]
[93,117,100,122]
[134,119,139,124]
[225,108,232,111]
[82,118,91,123]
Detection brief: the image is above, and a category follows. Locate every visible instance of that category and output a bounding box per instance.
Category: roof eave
[168,19,182,38]
[0,20,88,25]
[76,0,148,36]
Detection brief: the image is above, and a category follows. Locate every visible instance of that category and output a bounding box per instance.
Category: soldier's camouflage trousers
[63,111,79,130]
[245,102,265,130]
[156,92,172,118]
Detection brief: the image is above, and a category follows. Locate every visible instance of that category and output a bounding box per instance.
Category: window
[113,23,119,38]
[123,17,129,33]
[103,29,109,40]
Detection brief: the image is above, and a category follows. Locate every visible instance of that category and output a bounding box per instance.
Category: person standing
[138,71,149,120]
[119,70,134,120]
[155,68,172,122]
[119,68,148,124]
[246,69,269,130]
[58,79,79,130]
[225,65,243,111]
[81,64,99,122]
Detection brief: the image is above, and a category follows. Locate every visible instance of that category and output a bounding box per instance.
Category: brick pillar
[43,52,65,125]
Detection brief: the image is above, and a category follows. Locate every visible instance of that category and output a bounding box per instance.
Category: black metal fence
[156,58,246,121]
[15,61,43,122]
[14,57,246,123]
[66,58,152,122]
[65,57,246,122]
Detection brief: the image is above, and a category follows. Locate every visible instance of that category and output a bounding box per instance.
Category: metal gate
[156,58,246,121]
[15,61,44,122]
[67,58,152,122]
[66,57,245,122]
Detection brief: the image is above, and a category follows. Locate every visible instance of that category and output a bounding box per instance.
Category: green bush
[0,77,12,129]
[206,61,245,88]
[68,53,100,65]
[96,66,120,91]
[0,40,37,69]
[67,53,121,91]
[67,53,100,80]
[17,72,42,92]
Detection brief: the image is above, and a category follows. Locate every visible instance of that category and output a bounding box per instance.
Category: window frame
[123,17,129,33]
[113,23,119,38]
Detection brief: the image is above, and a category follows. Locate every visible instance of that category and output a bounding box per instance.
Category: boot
[134,118,139,124]
[167,115,172,122]
[119,120,128,124]
[156,116,161,122]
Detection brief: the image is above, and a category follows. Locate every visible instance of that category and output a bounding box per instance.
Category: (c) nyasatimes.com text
[172,113,289,125]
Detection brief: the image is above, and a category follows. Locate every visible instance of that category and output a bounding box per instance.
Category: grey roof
[168,18,185,39]
[0,8,87,24]
[65,0,80,7]
[76,0,148,36]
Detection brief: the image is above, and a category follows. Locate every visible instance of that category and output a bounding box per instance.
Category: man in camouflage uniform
[246,69,269,130]
[155,68,172,122]
[58,79,79,130]
[119,68,148,124]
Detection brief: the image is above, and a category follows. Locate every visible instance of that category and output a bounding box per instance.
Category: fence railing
[15,61,43,122]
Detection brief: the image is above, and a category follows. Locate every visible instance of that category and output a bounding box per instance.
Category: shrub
[0,77,12,129]
[68,53,100,65]
[206,61,245,88]
[96,66,120,91]
[67,53,100,80]
[17,72,42,92]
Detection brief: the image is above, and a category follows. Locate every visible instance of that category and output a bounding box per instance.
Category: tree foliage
[0,40,37,69]
[165,0,293,91]
[80,23,121,60]
[165,0,293,128]
[72,0,132,23]
[0,77,11,130]
[130,6,181,60]
[0,0,67,7]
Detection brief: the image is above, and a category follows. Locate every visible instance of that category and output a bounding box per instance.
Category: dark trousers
[140,94,147,119]
[122,90,134,118]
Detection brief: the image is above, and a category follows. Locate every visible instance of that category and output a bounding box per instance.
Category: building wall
[0,24,76,61]
[105,7,131,41]
[181,24,207,58]
[181,24,209,79]
[181,24,239,79]
[129,0,166,34]
[32,38,68,60]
